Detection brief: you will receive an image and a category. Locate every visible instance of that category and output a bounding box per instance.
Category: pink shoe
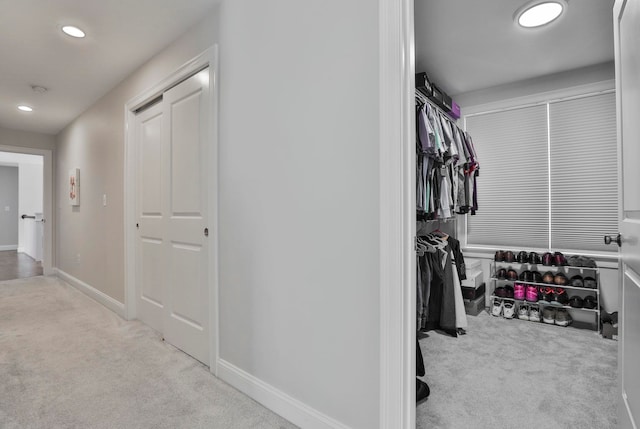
[514,282,526,300]
[525,285,538,302]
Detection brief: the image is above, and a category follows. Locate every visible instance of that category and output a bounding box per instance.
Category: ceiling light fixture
[62,25,86,38]
[516,0,566,28]
[18,105,33,112]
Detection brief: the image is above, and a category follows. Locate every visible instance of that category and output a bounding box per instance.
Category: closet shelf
[490,295,600,313]
[489,278,599,292]
[495,262,598,272]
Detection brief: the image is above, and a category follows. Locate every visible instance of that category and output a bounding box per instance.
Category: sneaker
[552,287,569,306]
[525,285,538,302]
[569,295,584,308]
[542,252,554,266]
[554,252,568,266]
[504,285,514,299]
[542,306,556,324]
[518,303,529,320]
[538,286,554,303]
[514,283,526,300]
[529,305,541,322]
[583,295,597,309]
[492,298,504,317]
[555,308,572,326]
[494,286,507,298]
[495,250,505,262]
[503,300,516,319]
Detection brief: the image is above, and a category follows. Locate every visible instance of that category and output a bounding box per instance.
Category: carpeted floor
[417,310,618,429]
[0,276,296,429]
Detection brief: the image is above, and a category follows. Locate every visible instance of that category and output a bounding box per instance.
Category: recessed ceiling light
[18,105,33,112]
[516,1,565,28]
[62,25,86,38]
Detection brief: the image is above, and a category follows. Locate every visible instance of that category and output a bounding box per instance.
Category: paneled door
[135,100,165,334]
[614,1,640,427]
[135,68,211,365]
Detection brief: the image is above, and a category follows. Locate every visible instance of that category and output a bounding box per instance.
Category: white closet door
[161,69,210,364]
[135,101,165,334]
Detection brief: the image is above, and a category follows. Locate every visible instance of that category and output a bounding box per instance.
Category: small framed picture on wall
[69,168,80,206]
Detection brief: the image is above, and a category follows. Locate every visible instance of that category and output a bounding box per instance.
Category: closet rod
[416,87,458,123]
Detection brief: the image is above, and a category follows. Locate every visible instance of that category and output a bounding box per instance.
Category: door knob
[604,234,621,247]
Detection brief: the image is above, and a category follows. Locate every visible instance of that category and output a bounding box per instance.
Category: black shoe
[417,379,430,402]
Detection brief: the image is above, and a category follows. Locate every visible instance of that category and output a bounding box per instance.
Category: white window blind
[465,105,550,248]
[549,93,618,252]
[463,91,618,254]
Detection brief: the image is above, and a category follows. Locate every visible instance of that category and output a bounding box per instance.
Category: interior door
[614,1,640,427]
[161,69,210,365]
[135,101,165,334]
[134,68,211,365]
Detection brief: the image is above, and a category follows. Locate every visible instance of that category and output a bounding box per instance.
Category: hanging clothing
[415,89,479,219]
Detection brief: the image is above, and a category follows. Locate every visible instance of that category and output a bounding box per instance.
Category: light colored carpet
[0,276,297,429]
[417,310,617,429]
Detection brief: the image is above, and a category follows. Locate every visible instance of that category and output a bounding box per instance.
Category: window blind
[549,92,618,252]
[465,105,550,248]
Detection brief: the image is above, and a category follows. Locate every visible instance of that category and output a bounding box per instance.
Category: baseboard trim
[55,268,125,318]
[217,359,351,429]
[0,245,18,251]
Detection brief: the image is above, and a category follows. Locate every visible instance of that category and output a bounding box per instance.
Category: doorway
[0,149,50,281]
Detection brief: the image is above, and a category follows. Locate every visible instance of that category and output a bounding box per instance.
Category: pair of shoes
[492,298,516,318]
[495,286,514,298]
[542,251,568,266]
[542,307,573,326]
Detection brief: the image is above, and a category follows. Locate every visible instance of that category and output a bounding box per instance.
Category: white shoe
[517,303,529,321]
[503,300,515,319]
[491,298,503,317]
[529,305,541,322]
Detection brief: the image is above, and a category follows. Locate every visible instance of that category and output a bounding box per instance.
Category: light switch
[103,194,107,206]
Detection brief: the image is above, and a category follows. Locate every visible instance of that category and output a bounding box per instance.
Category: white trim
[0,145,54,276]
[123,46,220,375]
[379,0,415,428]
[462,80,615,117]
[55,268,125,318]
[217,359,350,429]
[0,245,18,251]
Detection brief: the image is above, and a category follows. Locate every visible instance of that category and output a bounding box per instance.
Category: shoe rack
[489,252,600,332]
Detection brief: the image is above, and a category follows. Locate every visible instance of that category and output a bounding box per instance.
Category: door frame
[379,0,416,427]
[0,145,53,276]
[123,46,220,374]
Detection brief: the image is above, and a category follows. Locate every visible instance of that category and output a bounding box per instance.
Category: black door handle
[604,234,621,247]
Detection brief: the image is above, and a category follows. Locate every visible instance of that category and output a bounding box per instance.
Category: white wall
[18,162,44,260]
[55,1,381,427]
[217,1,379,427]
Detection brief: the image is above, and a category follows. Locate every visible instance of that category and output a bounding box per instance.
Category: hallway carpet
[0,276,296,429]
[417,310,617,429]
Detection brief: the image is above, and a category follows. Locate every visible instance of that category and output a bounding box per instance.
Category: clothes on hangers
[415,90,479,219]
[416,232,468,337]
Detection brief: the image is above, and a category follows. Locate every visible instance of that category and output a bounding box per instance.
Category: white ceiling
[415,0,615,96]
[0,0,219,135]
